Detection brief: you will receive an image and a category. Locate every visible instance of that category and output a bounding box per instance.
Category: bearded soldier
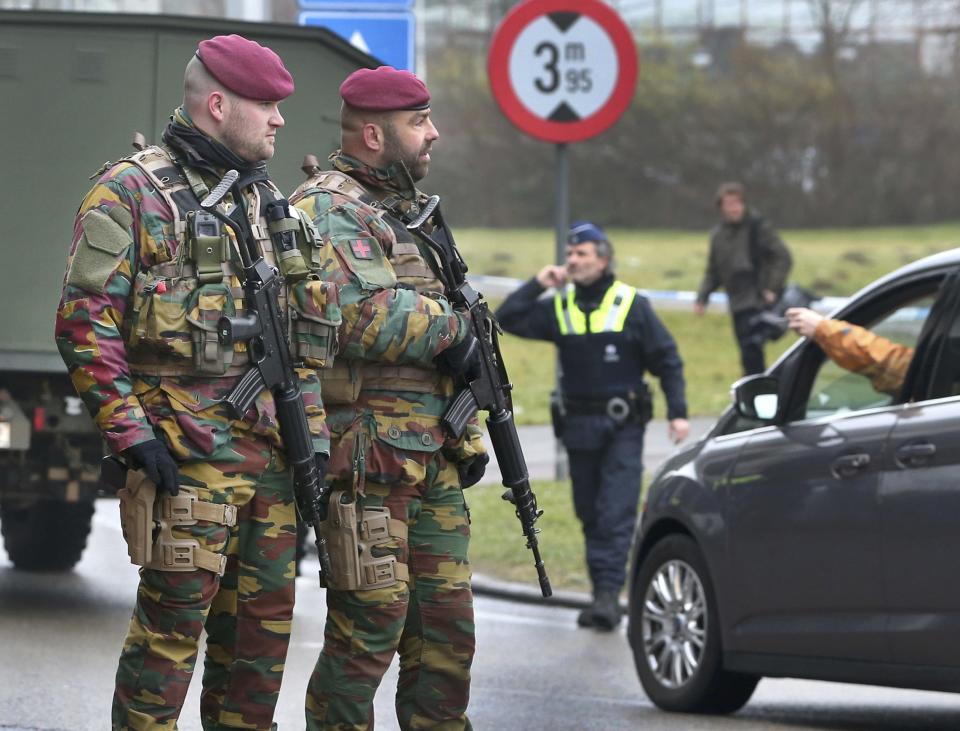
[290,66,488,730]
[55,35,331,730]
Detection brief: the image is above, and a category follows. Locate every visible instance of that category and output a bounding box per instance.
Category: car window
[804,295,934,420]
[925,300,960,399]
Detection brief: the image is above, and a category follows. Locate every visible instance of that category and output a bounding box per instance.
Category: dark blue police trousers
[564,415,645,595]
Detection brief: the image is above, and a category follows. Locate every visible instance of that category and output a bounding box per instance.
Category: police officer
[290,66,487,729]
[55,35,329,730]
[496,221,689,630]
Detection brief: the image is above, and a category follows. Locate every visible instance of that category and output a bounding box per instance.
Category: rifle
[405,196,552,598]
[198,170,333,586]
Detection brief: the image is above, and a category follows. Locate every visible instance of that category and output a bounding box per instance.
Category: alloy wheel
[641,559,708,689]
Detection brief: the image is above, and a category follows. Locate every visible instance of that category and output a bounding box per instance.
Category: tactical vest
[121,146,337,378]
[297,171,451,401]
[553,280,648,400]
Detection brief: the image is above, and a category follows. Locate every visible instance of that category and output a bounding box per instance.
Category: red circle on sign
[488,0,638,143]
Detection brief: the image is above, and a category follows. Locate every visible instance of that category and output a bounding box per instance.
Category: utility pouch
[288,277,341,368]
[127,270,195,358]
[320,490,409,591]
[186,210,231,284]
[318,362,363,404]
[635,384,654,425]
[187,282,236,375]
[549,390,565,439]
[266,200,311,281]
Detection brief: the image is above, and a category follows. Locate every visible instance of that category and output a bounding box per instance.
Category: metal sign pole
[487,0,638,485]
[554,142,569,482]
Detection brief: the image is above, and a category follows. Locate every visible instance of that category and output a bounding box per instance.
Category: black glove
[124,439,180,496]
[457,452,489,488]
[436,329,481,381]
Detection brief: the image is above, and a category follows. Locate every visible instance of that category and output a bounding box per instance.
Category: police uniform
[55,36,330,730]
[290,66,486,730]
[496,228,687,627]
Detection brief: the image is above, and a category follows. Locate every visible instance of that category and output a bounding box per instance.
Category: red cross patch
[350,238,374,259]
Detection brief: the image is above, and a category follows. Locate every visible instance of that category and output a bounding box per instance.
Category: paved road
[2,499,960,731]
[480,416,717,487]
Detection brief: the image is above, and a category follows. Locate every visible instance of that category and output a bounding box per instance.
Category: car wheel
[629,534,758,714]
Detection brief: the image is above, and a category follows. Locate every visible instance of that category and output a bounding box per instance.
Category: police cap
[196,34,294,102]
[340,66,430,111]
[568,221,608,246]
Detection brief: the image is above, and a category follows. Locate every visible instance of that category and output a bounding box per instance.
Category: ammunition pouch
[117,469,237,576]
[318,362,445,405]
[319,490,409,591]
[288,277,341,369]
[266,200,312,282]
[187,281,237,375]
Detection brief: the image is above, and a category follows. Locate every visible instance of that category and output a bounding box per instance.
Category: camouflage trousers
[112,436,297,731]
[306,439,474,730]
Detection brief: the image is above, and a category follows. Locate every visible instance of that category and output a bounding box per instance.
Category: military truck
[0,9,372,571]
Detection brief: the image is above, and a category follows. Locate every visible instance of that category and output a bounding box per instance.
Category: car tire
[628,534,758,714]
[0,499,94,571]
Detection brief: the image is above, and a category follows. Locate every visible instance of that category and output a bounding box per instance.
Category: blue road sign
[300,11,415,71]
[300,0,412,8]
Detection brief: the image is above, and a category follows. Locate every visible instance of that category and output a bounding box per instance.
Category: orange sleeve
[812,319,914,395]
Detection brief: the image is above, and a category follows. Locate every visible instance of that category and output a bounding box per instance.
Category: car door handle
[895,441,937,468]
[832,453,871,479]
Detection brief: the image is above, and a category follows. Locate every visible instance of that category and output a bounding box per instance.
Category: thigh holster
[320,490,409,591]
[117,469,237,576]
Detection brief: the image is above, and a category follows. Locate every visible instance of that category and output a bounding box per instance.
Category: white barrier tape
[469,275,848,314]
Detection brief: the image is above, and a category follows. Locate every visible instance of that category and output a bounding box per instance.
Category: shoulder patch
[331,233,397,291]
[66,208,133,293]
[350,238,375,260]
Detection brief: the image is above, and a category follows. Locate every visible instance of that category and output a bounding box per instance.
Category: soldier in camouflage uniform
[289,66,488,730]
[55,36,331,730]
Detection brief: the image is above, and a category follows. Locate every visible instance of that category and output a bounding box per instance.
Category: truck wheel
[0,499,95,571]
[628,534,759,714]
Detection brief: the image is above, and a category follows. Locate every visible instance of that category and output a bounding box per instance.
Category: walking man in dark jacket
[496,221,689,630]
[694,181,792,375]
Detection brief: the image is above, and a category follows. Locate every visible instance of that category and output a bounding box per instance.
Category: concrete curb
[471,572,591,609]
[471,572,629,612]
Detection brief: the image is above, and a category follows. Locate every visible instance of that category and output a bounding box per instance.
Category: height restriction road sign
[488,0,638,143]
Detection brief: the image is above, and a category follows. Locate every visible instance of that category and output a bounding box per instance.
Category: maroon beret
[339,66,430,112]
[196,34,294,101]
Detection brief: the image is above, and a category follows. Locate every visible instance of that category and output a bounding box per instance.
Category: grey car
[627,248,960,714]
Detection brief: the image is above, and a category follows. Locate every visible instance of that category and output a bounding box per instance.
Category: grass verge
[468,479,591,594]
[461,224,960,422]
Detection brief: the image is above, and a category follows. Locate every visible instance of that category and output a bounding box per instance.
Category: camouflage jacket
[55,118,329,460]
[290,153,486,471]
[813,318,913,396]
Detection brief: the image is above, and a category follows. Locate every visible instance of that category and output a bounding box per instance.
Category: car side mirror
[732,375,780,422]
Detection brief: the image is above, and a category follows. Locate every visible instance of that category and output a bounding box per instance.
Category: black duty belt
[564,391,651,425]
